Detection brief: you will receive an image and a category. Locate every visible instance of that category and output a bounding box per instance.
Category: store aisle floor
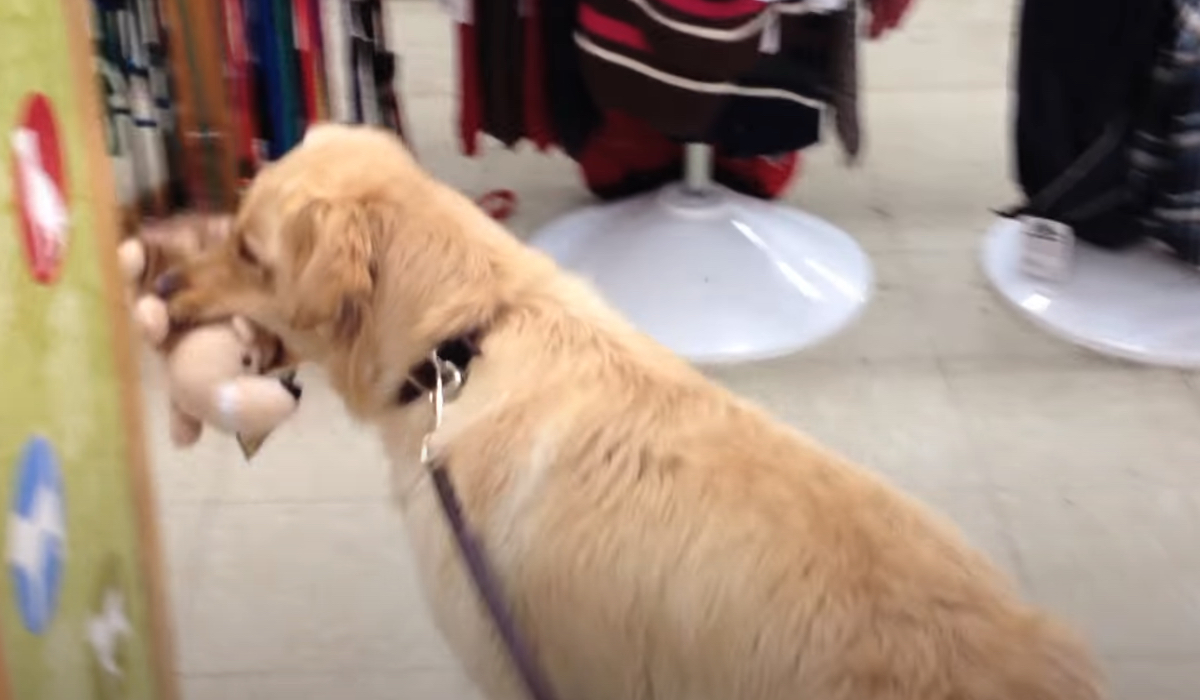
[149,1,1200,698]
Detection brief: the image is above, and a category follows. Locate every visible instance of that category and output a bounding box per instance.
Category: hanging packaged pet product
[0,1,178,698]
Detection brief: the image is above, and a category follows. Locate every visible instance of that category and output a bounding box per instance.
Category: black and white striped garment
[1129,0,1200,264]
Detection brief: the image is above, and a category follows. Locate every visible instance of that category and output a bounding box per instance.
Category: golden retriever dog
[162,124,1104,700]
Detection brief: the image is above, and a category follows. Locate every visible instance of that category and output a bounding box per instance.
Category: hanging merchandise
[308,0,331,122]
[982,0,1200,369]
[702,8,855,159]
[455,0,599,156]
[123,0,169,211]
[92,8,140,211]
[576,110,801,201]
[321,0,353,122]
[573,0,850,157]
[91,0,170,217]
[373,1,410,142]
[348,0,376,124]
[91,0,422,211]
[1004,0,1164,249]
[522,0,555,150]
[140,0,189,210]
[221,0,261,185]
[867,0,915,38]
[538,0,603,157]
[293,0,322,126]
[574,109,681,200]
[716,151,802,199]
[443,0,917,202]
[348,0,410,141]
[456,0,483,155]
[247,0,301,160]
[476,0,525,146]
[822,0,861,162]
[160,0,240,209]
[1128,0,1200,264]
[87,0,361,215]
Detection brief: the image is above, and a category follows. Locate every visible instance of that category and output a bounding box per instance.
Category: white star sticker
[87,588,132,677]
[6,485,65,620]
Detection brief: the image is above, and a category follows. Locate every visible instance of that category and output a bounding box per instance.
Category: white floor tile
[862,0,1016,93]
[1027,573,1200,657]
[178,503,454,675]
[1105,658,1200,700]
[183,669,482,700]
[948,366,1200,490]
[996,488,1200,579]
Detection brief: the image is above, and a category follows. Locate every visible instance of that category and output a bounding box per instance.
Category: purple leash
[420,351,559,700]
[428,462,560,700]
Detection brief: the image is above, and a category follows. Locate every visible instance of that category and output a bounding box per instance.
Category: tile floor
[148,1,1200,697]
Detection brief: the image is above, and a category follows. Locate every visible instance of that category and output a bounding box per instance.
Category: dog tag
[1018,216,1074,282]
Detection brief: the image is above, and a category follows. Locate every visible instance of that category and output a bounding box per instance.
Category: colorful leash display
[170,0,226,209]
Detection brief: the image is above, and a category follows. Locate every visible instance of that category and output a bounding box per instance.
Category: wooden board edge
[61,1,182,698]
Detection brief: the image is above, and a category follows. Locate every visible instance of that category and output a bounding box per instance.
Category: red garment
[293,0,321,124]
[577,110,681,199]
[458,3,481,155]
[868,0,916,38]
[522,0,555,150]
[715,152,800,200]
[577,110,800,201]
[220,0,258,179]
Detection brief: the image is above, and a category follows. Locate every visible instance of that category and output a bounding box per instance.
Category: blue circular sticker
[7,436,66,634]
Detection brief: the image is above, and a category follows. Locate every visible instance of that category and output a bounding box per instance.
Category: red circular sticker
[11,93,68,285]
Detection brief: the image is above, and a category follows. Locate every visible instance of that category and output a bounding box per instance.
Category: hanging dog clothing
[574,0,854,155]
[1129,0,1200,264]
[1007,0,1164,248]
[576,109,801,200]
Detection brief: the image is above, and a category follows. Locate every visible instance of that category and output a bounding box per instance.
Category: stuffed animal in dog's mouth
[118,215,303,458]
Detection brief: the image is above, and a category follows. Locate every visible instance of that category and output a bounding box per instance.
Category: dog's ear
[285,201,379,342]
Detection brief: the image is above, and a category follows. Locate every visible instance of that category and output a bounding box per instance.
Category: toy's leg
[169,401,204,447]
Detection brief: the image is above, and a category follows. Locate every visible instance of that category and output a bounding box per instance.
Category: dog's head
[162,124,437,410]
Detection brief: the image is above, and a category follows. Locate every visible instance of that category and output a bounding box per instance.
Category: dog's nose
[153,269,185,299]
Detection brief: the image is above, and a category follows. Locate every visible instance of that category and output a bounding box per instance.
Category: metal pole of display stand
[683,143,712,194]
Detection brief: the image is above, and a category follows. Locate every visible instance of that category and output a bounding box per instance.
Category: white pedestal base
[981,217,1200,367]
[529,183,874,364]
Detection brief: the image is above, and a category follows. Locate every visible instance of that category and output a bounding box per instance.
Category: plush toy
[117,223,302,456]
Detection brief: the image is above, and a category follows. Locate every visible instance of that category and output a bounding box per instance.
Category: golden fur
[131,213,231,297]
[166,124,1105,700]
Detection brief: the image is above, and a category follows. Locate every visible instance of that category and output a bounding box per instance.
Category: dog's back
[411,269,1105,700]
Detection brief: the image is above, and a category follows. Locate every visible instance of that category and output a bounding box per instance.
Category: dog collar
[394,331,483,406]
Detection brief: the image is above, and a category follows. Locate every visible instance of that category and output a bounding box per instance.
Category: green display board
[0,1,176,698]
